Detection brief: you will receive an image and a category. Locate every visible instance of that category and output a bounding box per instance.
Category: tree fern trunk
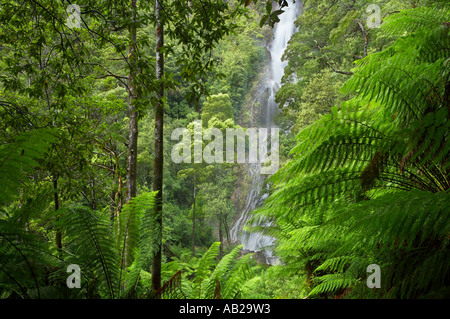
[152,0,164,292]
[305,261,313,287]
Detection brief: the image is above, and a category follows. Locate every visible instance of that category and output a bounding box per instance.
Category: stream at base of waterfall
[230,1,302,265]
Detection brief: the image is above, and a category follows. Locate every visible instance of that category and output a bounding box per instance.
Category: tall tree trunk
[192,176,196,256]
[110,148,124,227]
[126,0,138,204]
[444,79,450,115]
[152,0,164,292]
[90,177,96,210]
[223,215,230,244]
[219,214,223,260]
[53,175,62,253]
[125,0,138,268]
[110,188,116,226]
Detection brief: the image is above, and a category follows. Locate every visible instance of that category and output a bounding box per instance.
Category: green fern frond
[190,242,221,298]
[118,192,157,298]
[335,190,450,253]
[0,128,57,206]
[382,6,450,36]
[0,128,58,298]
[221,254,253,299]
[309,273,359,297]
[251,5,450,299]
[0,219,55,299]
[55,205,120,299]
[201,244,243,299]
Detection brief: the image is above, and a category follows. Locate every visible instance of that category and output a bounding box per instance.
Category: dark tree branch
[357,20,368,57]
[326,62,354,76]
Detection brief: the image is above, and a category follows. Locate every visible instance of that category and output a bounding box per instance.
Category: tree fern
[54,205,120,298]
[172,243,254,299]
[0,219,56,298]
[51,191,158,299]
[250,5,450,299]
[191,242,221,298]
[381,6,450,36]
[200,244,253,299]
[220,254,253,299]
[0,128,58,298]
[309,273,359,297]
[0,128,57,206]
[117,191,158,298]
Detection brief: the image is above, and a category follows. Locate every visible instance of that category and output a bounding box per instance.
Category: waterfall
[230,1,301,265]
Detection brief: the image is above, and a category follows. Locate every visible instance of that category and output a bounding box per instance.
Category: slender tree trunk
[219,214,223,260]
[152,0,164,292]
[444,80,450,115]
[53,175,62,253]
[223,215,230,244]
[357,20,368,57]
[126,0,138,204]
[110,188,116,225]
[90,177,96,210]
[110,149,124,227]
[116,152,124,217]
[192,181,197,257]
[124,0,138,268]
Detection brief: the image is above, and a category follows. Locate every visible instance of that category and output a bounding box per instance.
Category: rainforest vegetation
[0,0,449,300]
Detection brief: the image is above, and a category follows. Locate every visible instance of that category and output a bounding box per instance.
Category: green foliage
[56,205,120,299]
[163,0,257,103]
[42,191,156,299]
[0,0,266,300]
[206,3,267,118]
[2,0,448,301]
[167,243,254,299]
[0,128,58,298]
[252,4,450,299]
[276,0,411,135]
[201,93,235,127]
[0,218,56,299]
[0,128,57,206]
[117,192,158,297]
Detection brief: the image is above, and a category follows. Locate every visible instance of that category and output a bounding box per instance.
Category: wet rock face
[253,251,270,264]
[240,249,265,264]
[240,249,280,266]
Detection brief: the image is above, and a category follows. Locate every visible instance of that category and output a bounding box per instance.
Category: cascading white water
[230,1,301,265]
